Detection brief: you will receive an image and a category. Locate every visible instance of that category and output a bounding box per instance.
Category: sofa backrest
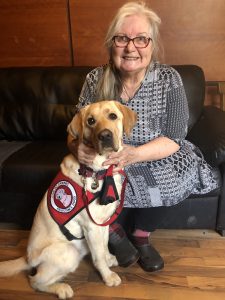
[0,66,92,141]
[0,65,205,141]
[173,65,205,130]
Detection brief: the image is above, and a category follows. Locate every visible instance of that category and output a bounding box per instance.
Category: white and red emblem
[50,180,77,213]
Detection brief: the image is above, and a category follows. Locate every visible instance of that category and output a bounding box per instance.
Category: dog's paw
[104,271,121,287]
[106,253,118,267]
[55,283,74,299]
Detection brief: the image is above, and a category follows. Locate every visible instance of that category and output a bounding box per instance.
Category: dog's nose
[98,129,113,142]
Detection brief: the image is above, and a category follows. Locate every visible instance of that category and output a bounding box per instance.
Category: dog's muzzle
[98,129,112,143]
[98,129,118,152]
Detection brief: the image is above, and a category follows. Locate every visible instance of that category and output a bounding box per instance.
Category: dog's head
[67,100,137,155]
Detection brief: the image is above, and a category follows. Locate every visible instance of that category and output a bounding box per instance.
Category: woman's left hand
[102,145,138,172]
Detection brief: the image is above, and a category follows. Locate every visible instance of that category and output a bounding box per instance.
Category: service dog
[0,100,137,299]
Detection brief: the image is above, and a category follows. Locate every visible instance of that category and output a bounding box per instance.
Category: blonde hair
[96,1,162,100]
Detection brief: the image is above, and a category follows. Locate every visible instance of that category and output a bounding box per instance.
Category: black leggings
[116,206,176,233]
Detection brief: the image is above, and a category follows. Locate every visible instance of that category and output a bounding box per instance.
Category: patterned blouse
[75,62,219,208]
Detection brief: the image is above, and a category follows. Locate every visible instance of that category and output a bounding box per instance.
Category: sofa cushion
[0,140,30,165]
[1,141,69,197]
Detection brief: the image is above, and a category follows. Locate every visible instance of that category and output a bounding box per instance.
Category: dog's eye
[87,117,96,126]
[108,113,117,120]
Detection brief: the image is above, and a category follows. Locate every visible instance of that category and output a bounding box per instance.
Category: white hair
[96,1,162,100]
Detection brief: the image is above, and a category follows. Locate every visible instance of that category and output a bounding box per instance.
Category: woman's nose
[126,40,136,51]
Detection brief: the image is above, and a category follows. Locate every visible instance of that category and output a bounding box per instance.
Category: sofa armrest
[187,106,225,167]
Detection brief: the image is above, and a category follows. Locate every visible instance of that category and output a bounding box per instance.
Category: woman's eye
[121,36,128,42]
[137,36,146,42]
[117,36,128,42]
[87,117,96,125]
[108,113,117,120]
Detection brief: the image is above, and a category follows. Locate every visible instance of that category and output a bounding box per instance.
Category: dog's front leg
[102,226,118,267]
[84,226,121,287]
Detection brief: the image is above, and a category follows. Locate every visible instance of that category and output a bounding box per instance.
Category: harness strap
[59,190,101,240]
[59,224,85,240]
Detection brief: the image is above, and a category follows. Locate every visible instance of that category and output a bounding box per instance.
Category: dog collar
[78,164,108,190]
[78,164,107,179]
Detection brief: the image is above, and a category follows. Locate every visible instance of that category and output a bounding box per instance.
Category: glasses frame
[112,35,152,49]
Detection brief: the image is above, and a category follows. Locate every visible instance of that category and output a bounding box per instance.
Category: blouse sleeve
[162,68,189,145]
[75,67,103,112]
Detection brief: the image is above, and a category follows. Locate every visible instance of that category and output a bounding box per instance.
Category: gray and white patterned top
[76,62,219,207]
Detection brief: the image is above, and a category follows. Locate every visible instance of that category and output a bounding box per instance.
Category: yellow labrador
[0,100,137,299]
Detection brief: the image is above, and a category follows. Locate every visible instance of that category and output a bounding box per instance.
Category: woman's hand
[68,137,96,165]
[102,145,138,172]
[77,143,96,165]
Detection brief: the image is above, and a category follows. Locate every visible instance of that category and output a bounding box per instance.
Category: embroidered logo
[50,180,77,213]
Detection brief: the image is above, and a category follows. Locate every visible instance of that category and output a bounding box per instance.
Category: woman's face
[111,14,153,75]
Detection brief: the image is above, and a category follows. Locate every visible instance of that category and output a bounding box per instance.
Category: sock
[132,229,151,246]
[133,229,150,238]
[109,223,125,244]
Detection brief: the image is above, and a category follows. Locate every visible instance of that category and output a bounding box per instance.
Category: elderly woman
[68,1,219,272]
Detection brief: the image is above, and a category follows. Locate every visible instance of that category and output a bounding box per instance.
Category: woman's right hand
[76,142,96,165]
[68,137,96,165]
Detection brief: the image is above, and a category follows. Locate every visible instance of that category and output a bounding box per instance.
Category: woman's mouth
[123,56,139,61]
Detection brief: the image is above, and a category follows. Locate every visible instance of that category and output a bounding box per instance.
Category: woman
[68,2,219,272]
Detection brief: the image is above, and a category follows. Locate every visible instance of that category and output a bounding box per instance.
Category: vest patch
[47,171,97,226]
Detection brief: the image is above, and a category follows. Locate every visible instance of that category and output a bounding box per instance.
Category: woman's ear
[114,102,137,136]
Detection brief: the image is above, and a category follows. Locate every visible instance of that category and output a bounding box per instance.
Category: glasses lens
[114,36,129,47]
[133,37,149,48]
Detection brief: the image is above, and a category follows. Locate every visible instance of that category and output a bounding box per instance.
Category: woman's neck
[119,69,146,101]
[121,69,146,85]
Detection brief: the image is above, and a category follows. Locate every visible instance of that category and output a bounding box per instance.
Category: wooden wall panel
[151,0,225,82]
[0,0,71,67]
[70,0,121,67]
[70,0,225,81]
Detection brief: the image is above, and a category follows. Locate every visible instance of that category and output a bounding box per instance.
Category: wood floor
[0,228,225,300]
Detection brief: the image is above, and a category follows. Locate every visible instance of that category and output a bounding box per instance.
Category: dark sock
[132,235,149,246]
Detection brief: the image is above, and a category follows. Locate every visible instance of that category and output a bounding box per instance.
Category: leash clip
[91,174,99,190]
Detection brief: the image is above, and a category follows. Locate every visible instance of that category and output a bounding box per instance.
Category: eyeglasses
[112,35,152,48]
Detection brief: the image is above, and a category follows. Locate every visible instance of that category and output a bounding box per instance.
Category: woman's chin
[120,61,148,73]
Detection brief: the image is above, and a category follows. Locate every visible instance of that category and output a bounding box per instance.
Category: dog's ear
[114,102,137,136]
[67,110,84,140]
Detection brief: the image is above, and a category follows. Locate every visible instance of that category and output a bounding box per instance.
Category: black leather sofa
[0,65,225,235]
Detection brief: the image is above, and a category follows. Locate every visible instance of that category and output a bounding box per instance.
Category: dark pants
[117,206,174,233]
